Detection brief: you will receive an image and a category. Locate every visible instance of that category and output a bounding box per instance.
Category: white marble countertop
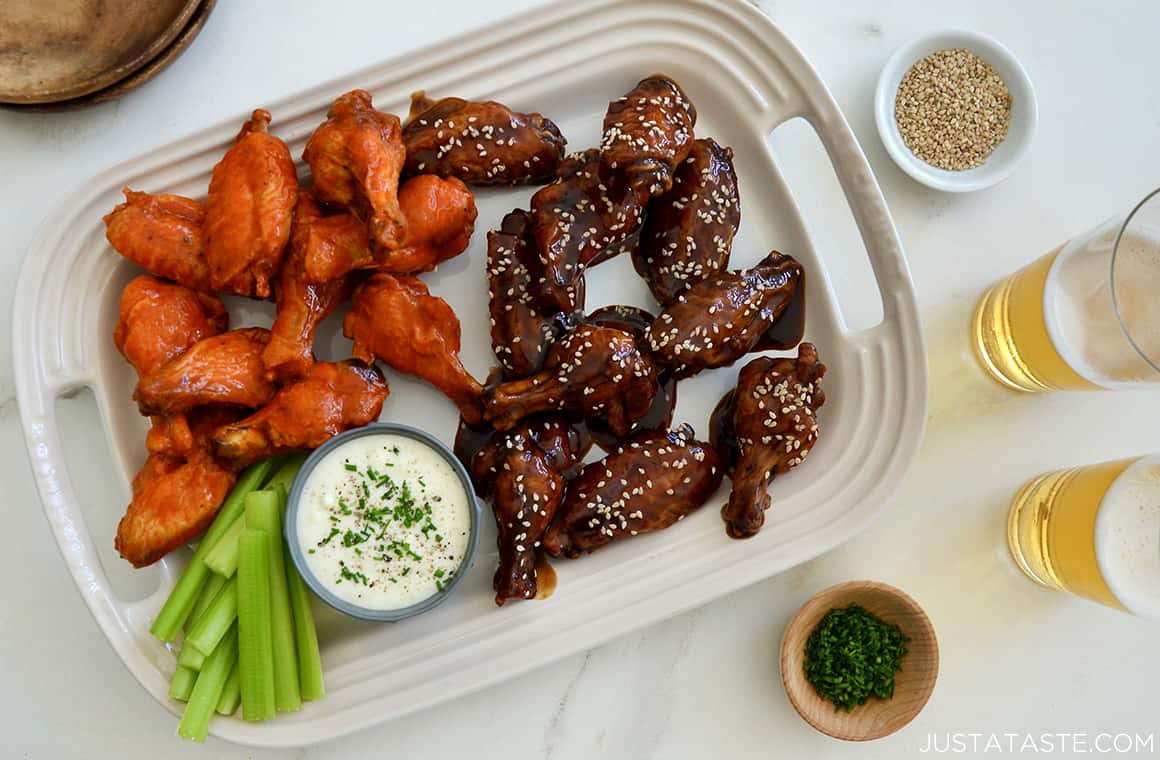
[4,0,1160,757]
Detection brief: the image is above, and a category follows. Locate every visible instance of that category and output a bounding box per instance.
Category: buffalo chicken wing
[204,109,298,297]
[303,89,408,253]
[344,272,484,424]
[104,189,213,292]
[213,360,388,467]
[262,191,355,381]
[135,327,276,416]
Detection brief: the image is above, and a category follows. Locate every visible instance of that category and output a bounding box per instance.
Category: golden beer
[1008,456,1160,618]
[972,247,1098,392]
[972,190,1160,391]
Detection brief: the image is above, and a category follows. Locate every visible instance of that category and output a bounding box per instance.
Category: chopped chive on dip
[803,604,909,712]
[296,433,470,612]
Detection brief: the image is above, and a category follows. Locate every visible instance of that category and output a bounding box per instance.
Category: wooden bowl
[0,0,217,112]
[780,580,938,741]
[0,0,202,104]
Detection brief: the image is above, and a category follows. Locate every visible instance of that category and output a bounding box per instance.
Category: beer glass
[973,188,1160,391]
[1007,455,1160,618]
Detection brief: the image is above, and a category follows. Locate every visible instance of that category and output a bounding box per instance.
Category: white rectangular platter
[13,0,925,746]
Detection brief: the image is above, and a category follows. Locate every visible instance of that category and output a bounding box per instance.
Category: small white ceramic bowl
[874,29,1037,193]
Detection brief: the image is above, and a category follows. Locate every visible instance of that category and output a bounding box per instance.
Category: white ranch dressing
[297,434,470,611]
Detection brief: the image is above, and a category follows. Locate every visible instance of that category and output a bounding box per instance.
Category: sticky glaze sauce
[297,434,470,611]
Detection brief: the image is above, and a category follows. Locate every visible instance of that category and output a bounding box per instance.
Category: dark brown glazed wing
[103,189,213,292]
[343,272,484,424]
[719,344,825,539]
[212,360,388,468]
[263,191,356,382]
[134,327,276,416]
[487,210,576,380]
[403,92,567,185]
[482,324,657,436]
[527,149,644,312]
[114,274,228,377]
[471,425,566,605]
[646,251,803,378]
[542,424,722,558]
[204,109,298,298]
[303,89,408,252]
[634,138,739,304]
[600,75,697,199]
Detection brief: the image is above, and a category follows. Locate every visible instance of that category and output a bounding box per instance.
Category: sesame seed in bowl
[874,29,1037,193]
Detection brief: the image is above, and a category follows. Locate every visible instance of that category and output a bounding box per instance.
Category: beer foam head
[1095,457,1160,619]
[1047,224,1160,387]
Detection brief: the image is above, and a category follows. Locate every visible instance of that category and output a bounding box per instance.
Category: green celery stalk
[245,491,302,712]
[237,528,276,721]
[263,453,307,498]
[151,460,274,642]
[216,661,241,716]
[168,665,197,702]
[284,542,325,700]
[186,579,238,656]
[177,624,239,742]
[189,572,228,631]
[203,514,245,577]
[177,641,206,671]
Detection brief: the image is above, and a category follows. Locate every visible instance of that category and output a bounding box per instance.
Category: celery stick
[151,460,274,642]
[169,665,197,702]
[203,515,245,577]
[246,491,301,712]
[216,661,241,716]
[285,542,325,700]
[186,579,238,656]
[177,641,206,671]
[177,624,239,742]
[189,572,228,629]
[264,453,307,498]
[238,528,276,721]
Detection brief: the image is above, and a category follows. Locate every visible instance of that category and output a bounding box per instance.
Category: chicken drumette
[262,191,356,382]
[528,149,644,312]
[114,274,228,376]
[634,138,740,304]
[487,210,576,380]
[301,175,476,283]
[104,189,213,292]
[646,251,803,378]
[542,424,722,558]
[482,324,658,436]
[471,417,585,605]
[204,109,298,298]
[135,327,277,416]
[600,75,697,199]
[403,92,567,185]
[717,344,825,539]
[213,360,388,467]
[114,275,234,458]
[344,272,484,424]
[303,89,408,253]
[116,409,240,568]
